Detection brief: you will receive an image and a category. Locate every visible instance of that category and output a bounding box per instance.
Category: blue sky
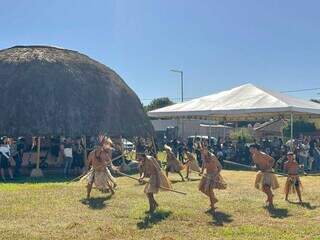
[1,0,320,104]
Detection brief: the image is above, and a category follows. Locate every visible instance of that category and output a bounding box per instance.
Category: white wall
[151,119,217,140]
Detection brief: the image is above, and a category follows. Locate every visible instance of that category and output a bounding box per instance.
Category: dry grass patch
[0,170,319,240]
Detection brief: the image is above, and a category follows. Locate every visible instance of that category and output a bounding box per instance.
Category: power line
[141,87,320,102]
[280,87,320,93]
[141,97,194,101]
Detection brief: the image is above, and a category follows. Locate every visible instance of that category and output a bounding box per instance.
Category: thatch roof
[0,45,153,137]
[253,119,286,138]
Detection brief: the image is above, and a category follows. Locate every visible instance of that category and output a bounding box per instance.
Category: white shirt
[64,148,73,158]
[0,145,10,159]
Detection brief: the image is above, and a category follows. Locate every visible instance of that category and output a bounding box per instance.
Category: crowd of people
[0,135,139,181]
[1,133,319,182]
[0,133,313,213]
[0,136,88,181]
[166,135,320,173]
[0,137,25,181]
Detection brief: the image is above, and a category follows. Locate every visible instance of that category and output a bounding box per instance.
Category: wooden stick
[110,154,125,163]
[82,136,87,169]
[67,170,89,183]
[224,160,256,170]
[116,171,187,195]
[68,154,125,183]
[151,136,157,157]
[223,160,311,177]
[306,172,320,176]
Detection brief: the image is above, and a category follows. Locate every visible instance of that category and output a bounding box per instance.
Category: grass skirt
[166,159,184,173]
[81,168,115,192]
[144,171,172,194]
[199,173,227,196]
[284,175,302,194]
[255,171,279,191]
[186,159,200,173]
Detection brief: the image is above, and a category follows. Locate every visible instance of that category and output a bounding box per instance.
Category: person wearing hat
[198,145,227,213]
[183,147,201,180]
[163,144,185,182]
[103,137,118,189]
[137,153,172,213]
[284,152,303,204]
[249,144,279,208]
[82,136,117,199]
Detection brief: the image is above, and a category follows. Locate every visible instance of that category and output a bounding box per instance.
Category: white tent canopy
[148,83,320,121]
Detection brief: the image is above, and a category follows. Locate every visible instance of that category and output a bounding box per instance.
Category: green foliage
[144,97,174,113]
[311,99,320,104]
[230,128,254,142]
[283,120,316,138]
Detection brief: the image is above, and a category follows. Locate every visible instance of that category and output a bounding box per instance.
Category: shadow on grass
[288,201,317,210]
[185,178,201,182]
[170,179,187,184]
[80,195,112,210]
[206,210,233,226]
[137,209,172,229]
[264,206,290,219]
[2,176,74,184]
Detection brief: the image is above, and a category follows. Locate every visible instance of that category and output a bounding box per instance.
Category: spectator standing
[62,138,73,177]
[297,144,309,170]
[50,137,60,162]
[177,140,184,162]
[187,138,193,152]
[194,140,202,166]
[15,137,26,176]
[170,139,179,157]
[9,138,20,177]
[0,137,13,181]
[72,138,85,175]
[135,137,146,160]
[308,137,316,170]
[313,144,320,171]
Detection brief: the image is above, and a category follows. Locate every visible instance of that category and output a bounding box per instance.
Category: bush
[283,120,316,138]
[230,128,254,142]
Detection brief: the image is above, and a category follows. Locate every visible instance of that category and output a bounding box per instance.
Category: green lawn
[1,170,320,240]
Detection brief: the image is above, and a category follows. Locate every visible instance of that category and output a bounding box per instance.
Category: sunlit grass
[0,170,319,240]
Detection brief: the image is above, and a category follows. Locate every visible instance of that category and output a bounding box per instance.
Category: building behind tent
[151,119,233,140]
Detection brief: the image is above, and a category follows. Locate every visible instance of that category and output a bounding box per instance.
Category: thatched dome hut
[0,46,153,137]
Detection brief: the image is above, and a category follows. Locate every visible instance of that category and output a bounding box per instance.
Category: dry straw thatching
[0,46,153,137]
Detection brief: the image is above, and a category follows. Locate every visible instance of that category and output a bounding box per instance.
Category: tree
[230,128,254,142]
[283,120,316,138]
[144,97,174,113]
[311,99,320,104]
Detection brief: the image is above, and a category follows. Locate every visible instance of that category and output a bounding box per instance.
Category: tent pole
[83,135,87,171]
[181,118,185,141]
[176,118,179,139]
[290,112,294,150]
[209,124,212,143]
[235,122,238,152]
[30,137,44,177]
[223,121,226,142]
[37,137,40,170]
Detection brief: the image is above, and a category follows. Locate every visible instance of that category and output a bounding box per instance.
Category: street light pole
[170,69,184,102]
[170,69,184,140]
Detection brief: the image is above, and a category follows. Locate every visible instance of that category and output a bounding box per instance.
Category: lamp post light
[170,69,184,102]
[170,69,184,140]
